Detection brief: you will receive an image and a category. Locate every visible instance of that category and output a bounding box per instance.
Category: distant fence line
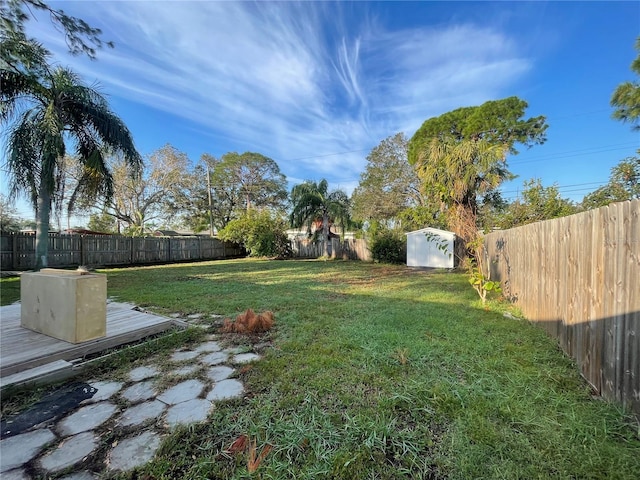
[290,238,371,261]
[0,233,372,270]
[0,233,245,270]
[484,200,640,415]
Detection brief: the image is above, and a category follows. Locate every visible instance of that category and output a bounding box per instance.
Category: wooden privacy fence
[0,233,244,270]
[290,238,371,261]
[484,200,639,415]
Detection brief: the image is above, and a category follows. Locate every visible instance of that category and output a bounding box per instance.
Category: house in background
[406,227,456,268]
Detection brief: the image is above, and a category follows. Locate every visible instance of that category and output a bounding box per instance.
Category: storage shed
[406,227,455,268]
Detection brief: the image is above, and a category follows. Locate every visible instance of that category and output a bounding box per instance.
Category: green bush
[370,230,406,264]
[218,210,291,258]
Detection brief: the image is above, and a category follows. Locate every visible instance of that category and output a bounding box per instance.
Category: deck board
[1,302,178,378]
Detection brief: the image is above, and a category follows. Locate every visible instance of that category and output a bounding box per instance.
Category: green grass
[2,259,639,479]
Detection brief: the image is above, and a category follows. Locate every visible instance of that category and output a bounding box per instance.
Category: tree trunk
[322,213,330,257]
[35,182,52,270]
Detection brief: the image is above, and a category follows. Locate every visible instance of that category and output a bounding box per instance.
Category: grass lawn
[1,259,639,479]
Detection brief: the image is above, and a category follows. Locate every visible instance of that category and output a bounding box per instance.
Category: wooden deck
[1,302,180,387]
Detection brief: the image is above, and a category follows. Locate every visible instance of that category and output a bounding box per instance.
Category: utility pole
[205,160,214,237]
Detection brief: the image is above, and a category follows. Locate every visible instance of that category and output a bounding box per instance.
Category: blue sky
[6,1,640,220]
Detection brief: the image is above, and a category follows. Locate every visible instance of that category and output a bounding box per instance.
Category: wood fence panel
[624,202,640,414]
[290,238,371,261]
[168,237,200,262]
[0,233,244,270]
[1,234,14,270]
[484,200,640,415]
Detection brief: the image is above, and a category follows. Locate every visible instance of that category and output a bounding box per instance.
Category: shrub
[370,230,406,264]
[218,210,291,258]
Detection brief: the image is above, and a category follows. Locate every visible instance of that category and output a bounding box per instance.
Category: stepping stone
[121,381,157,403]
[200,351,229,366]
[157,379,205,405]
[187,313,203,319]
[206,379,244,401]
[169,313,182,318]
[118,400,167,427]
[107,431,161,472]
[172,364,200,376]
[0,429,55,472]
[165,399,212,427]
[194,341,222,353]
[128,366,159,382]
[207,366,234,382]
[84,381,123,403]
[38,432,97,473]
[2,469,29,480]
[171,350,199,362]
[60,472,97,480]
[58,402,118,437]
[233,353,260,364]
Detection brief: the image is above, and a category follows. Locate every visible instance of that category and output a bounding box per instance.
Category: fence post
[12,233,18,270]
[80,235,86,266]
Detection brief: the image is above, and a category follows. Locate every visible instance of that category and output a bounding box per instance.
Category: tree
[408,97,548,243]
[611,37,640,130]
[86,211,118,233]
[582,156,640,209]
[2,55,141,267]
[1,0,113,59]
[290,179,351,257]
[218,210,290,258]
[498,179,577,229]
[101,144,192,235]
[0,193,23,231]
[188,152,288,231]
[351,133,426,225]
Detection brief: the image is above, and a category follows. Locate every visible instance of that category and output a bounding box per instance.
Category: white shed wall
[406,228,455,268]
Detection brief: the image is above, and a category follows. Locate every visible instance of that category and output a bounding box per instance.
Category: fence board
[484,199,640,415]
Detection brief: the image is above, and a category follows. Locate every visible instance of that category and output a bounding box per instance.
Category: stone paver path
[0,331,262,479]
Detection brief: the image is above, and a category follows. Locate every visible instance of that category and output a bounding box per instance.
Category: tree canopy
[582,156,640,209]
[611,37,640,130]
[189,152,288,232]
[351,133,426,224]
[408,97,548,246]
[498,179,577,229]
[100,144,191,235]
[408,96,548,165]
[1,0,113,59]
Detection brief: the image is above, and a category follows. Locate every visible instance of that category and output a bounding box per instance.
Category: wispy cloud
[32,1,531,192]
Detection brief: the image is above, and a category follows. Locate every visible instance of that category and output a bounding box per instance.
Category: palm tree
[416,137,509,245]
[290,179,351,257]
[1,41,141,269]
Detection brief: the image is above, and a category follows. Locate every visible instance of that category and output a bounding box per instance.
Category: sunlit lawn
[1,259,638,479]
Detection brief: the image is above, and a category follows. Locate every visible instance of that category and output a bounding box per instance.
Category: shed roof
[405,227,455,238]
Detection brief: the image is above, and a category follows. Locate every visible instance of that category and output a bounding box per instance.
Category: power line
[499,181,608,195]
[509,142,638,166]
